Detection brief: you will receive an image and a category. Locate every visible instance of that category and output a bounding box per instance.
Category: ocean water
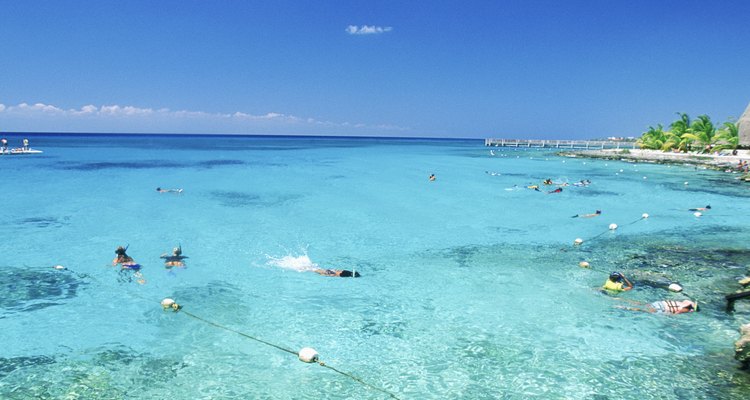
[2,133,750,399]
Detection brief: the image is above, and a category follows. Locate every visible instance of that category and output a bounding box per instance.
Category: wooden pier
[484,138,637,149]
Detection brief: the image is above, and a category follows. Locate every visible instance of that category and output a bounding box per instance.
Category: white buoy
[643,176,647,180]
[574,238,583,245]
[53,265,65,270]
[619,169,624,172]
[609,223,618,230]
[684,181,689,185]
[668,283,683,292]
[694,212,702,217]
[298,347,319,363]
[161,298,176,310]
[642,213,649,219]
[579,261,590,268]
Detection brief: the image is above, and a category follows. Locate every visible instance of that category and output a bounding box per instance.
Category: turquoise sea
[2,133,750,399]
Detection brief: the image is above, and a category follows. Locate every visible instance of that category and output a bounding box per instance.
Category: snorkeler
[313,268,361,278]
[527,185,541,192]
[621,299,698,314]
[113,245,141,270]
[688,205,711,211]
[572,210,602,218]
[602,272,633,292]
[543,178,553,185]
[161,245,188,268]
[156,187,183,193]
[572,179,591,187]
[547,187,563,194]
[429,174,436,182]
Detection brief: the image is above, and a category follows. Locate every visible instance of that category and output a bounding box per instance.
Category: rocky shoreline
[558,148,750,179]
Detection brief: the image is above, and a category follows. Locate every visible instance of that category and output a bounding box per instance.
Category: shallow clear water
[2,134,750,399]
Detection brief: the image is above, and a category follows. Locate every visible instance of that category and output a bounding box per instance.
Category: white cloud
[0,101,410,133]
[346,25,393,35]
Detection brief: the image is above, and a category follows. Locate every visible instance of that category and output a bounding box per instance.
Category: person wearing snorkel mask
[603,271,633,292]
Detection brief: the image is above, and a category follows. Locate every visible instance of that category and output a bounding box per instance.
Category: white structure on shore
[740,101,750,147]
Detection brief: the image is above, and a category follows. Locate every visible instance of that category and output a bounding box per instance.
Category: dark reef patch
[0,267,84,317]
[210,190,302,207]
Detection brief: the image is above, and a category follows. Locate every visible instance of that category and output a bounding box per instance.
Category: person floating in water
[572,179,591,187]
[547,187,563,194]
[527,185,541,192]
[543,178,553,185]
[113,245,146,284]
[156,187,183,193]
[161,245,188,268]
[572,210,601,218]
[429,174,436,182]
[113,245,140,269]
[602,271,633,292]
[688,205,711,211]
[621,299,698,314]
[313,268,361,278]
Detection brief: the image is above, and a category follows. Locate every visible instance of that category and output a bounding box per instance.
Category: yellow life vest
[603,279,624,291]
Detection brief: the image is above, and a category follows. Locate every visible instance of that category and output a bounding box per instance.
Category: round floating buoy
[668,283,683,292]
[574,238,583,246]
[619,169,624,172]
[642,213,649,219]
[579,261,590,268]
[684,181,689,185]
[161,298,179,311]
[53,265,66,270]
[609,223,618,230]
[643,176,647,180]
[298,347,319,363]
[694,212,702,217]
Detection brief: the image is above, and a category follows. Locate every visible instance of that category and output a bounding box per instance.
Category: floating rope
[177,307,401,399]
[574,214,648,247]
[51,265,401,399]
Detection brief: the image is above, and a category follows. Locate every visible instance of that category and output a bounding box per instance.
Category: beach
[560,148,750,174]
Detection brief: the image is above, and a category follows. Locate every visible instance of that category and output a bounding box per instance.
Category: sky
[1,0,749,139]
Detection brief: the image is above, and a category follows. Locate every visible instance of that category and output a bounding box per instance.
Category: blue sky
[0,0,748,138]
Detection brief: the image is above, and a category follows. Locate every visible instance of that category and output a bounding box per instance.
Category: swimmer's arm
[621,276,634,291]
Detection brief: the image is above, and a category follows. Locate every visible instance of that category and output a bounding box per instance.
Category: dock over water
[484,138,637,149]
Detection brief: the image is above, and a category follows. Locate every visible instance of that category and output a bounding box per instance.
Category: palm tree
[682,114,716,153]
[714,120,739,152]
[664,112,692,152]
[637,124,666,150]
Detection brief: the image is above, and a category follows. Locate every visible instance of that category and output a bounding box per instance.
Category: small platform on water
[1,148,43,156]
[484,139,636,149]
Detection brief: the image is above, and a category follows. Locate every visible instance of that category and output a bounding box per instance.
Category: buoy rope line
[575,214,648,247]
[52,266,401,400]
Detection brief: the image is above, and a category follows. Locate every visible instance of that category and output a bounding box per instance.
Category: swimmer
[547,187,563,194]
[543,179,553,185]
[688,205,711,211]
[313,269,361,278]
[485,171,501,176]
[527,185,541,192]
[602,271,633,292]
[156,187,183,193]
[572,179,591,187]
[621,299,698,314]
[112,245,139,269]
[429,174,436,182]
[160,245,188,268]
[572,210,602,218]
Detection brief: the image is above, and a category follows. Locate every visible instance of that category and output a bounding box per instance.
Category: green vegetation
[636,112,739,153]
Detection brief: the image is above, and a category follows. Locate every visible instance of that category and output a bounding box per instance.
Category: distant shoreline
[558,148,750,178]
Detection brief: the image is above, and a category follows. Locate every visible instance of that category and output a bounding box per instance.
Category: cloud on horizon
[345,25,393,35]
[0,102,409,134]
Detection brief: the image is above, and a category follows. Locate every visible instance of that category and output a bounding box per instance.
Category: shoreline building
[740,101,750,147]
